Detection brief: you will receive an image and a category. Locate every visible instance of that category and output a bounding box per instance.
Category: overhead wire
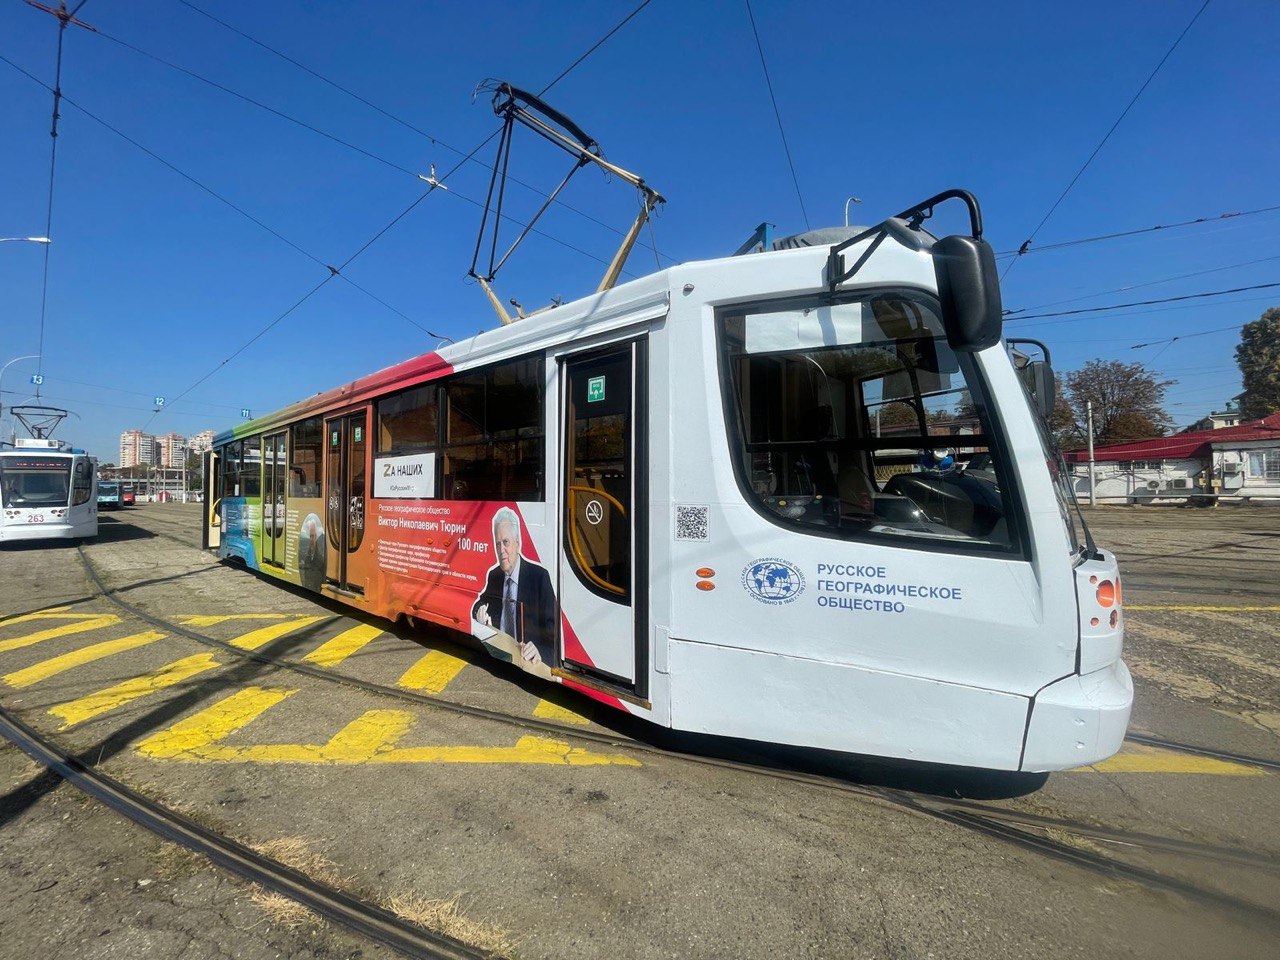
[0,51,455,342]
[994,203,1280,259]
[31,0,91,397]
[140,0,658,428]
[1002,0,1212,281]
[130,2,675,263]
[1008,254,1280,313]
[743,0,809,231]
[1004,282,1280,321]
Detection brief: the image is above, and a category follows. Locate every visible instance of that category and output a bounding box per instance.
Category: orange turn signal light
[696,568,716,578]
[696,580,716,591]
[1096,580,1116,608]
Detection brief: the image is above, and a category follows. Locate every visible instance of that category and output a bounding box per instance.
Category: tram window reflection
[290,417,322,497]
[378,384,438,455]
[442,354,544,502]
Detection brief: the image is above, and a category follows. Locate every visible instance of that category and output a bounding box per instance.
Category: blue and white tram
[0,439,98,542]
[206,190,1130,772]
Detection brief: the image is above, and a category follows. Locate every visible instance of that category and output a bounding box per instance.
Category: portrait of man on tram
[472,506,556,668]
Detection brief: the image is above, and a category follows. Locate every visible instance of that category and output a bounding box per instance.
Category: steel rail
[70,540,1280,925]
[0,704,487,960]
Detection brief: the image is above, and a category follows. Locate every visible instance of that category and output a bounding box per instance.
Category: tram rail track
[0,704,487,960]
[57,540,1280,928]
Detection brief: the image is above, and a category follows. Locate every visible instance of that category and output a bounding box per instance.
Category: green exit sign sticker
[587,376,606,403]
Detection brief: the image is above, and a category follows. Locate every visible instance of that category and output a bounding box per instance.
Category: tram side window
[719,293,1016,551]
[72,460,93,505]
[378,384,438,454]
[221,442,243,497]
[443,355,544,501]
[290,417,322,497]
[242,436,262,498]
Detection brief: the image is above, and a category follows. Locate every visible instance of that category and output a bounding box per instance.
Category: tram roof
[213,230,938,446]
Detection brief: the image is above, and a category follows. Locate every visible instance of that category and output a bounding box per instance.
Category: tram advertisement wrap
[370,499,556,681]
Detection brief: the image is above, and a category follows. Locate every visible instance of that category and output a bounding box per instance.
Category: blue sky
[1,0,1276,460]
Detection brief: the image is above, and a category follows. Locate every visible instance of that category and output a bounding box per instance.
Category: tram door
[260,432,287,567]
[559,341,646,692]
[202,450,220,550]
[324,412,367,591]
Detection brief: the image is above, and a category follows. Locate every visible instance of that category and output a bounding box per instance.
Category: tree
[1053,359,1173,449]
[1236,306,1280,420]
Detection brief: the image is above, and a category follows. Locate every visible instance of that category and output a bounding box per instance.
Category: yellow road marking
[1075,743,1264,776]
[1126,605,1280,612]
[137,686,296,759]
[397,649,467,694]
[3,630,166,689]
[533,697,593,725]
[135,688,639,766]
[0,615,120,655]
[1,607,108,626]
[179,614,292,627]
[225,617,327,651]
[303,624,384,667]
[49,653,221,730]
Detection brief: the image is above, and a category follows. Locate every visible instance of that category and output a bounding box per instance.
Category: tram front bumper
[1020,659,1133,772]
[0,519,87,542]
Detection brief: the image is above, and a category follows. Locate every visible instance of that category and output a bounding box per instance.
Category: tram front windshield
[0,457,71,508]
[719,291,1019,552]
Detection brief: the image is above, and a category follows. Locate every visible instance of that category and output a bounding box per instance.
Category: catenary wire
[0,51,455,343]
[31,1,85,396]
[139,1,655,428]
[1009,293,1280,328]
[76,34,634,272]
[1008,254,1280,313]
[1002,0,1213,280]
[994,203,1280,258]
[174,0,671,263]
[743,0,809,231]
[1004,282,1280,321]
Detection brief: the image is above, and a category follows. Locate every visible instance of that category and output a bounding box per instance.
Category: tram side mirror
[932,235,1003,352]
[1023,359,1057,421]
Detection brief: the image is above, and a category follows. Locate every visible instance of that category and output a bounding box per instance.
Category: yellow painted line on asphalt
[49,652,222,730]
[397,649,467,694]
[1126,605,1280,612]
[3,630,166,689]
[533,697,593,725]
[0,615,120,655]
[179,614,292,627]
[136,686,296,759]
[1075,743,1264,776]
[225,616,327,651]
[0,607,108,626]
[303,623,384,667]
[135,688,640,766]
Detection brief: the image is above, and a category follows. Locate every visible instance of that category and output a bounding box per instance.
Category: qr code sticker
[675,504,709,541]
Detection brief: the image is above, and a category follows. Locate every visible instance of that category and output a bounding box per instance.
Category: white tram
[0,438,98,543]
[209,190,1131,772]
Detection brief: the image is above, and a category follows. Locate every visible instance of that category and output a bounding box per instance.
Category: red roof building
[1063,412,1280,464]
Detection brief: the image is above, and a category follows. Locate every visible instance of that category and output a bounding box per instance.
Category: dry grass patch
[249,887,320,931]
[386,893,517,958]
[249,835,347,888]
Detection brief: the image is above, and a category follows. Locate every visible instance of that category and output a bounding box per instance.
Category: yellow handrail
[566,486,627,596]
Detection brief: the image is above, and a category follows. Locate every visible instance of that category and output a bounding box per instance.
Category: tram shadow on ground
[230,561,1049,801]
[92,516,158,545]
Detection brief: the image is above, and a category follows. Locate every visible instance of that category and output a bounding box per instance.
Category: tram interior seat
[882,470,1002,538]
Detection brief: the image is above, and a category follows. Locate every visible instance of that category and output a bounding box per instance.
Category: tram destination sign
[374,452,436,499]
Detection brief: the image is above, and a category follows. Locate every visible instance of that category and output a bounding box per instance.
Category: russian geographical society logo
[741,558,805,605]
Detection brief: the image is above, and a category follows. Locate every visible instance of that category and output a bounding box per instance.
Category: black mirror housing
[1027,360,1057,420]
[933,235,1003,352]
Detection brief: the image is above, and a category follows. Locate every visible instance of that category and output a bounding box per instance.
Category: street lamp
[0,237,52,244]
[844,197,863,227]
